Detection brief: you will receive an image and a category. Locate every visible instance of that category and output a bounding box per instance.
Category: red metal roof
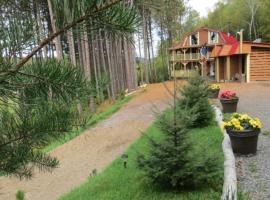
[220,32,238,44]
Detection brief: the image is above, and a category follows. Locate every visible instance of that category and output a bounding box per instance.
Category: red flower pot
[220,97,239,113]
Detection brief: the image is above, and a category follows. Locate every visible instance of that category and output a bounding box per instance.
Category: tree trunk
[47,0,63,60]
[142,7,149,83]
[67,28,76,65]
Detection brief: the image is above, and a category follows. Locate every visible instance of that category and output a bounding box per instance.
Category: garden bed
[59,114,224,200]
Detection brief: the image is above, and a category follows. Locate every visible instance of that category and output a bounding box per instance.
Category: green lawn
[44,95,133,153]
[59,117,224,200]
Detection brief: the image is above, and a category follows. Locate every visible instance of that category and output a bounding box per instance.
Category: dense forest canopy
[200,0,270,41]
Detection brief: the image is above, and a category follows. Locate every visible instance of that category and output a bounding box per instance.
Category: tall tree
[0,0,139,178]
[47,0,63,60]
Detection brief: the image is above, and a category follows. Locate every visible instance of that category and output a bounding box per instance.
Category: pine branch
[1,0,123,76]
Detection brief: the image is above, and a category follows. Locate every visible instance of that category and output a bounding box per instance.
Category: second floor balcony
[171,53,210,61]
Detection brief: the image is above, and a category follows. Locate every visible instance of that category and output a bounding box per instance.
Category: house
[169,27,270,82]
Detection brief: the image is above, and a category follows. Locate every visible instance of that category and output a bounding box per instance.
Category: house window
[209,31,218,44]
[190,33,198,45]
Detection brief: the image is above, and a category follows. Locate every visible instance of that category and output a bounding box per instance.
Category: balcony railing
[171,53,209,61]
[171,69,198,78]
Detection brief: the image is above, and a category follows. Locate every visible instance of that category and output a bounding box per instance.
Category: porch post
[183,63,187,77]
[239,55,242,75]
[201,62,204,77]
[215,58,220,82]
[226,56,231,81]
[246,54,250,83]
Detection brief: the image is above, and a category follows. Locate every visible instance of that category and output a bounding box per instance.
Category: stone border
[213,105,237,200]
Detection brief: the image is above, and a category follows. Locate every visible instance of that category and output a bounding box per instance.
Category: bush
[178,74,213,127]
[137,75,220,190]
[16,190,25,200]
[137,108,220,189]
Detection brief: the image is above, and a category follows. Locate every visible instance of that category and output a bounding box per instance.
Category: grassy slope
[59,118,224,200]
[44,95,133,153]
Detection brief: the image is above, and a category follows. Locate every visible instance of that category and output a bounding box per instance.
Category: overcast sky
[188,0,220,17]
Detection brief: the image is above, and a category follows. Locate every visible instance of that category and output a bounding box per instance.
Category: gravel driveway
[0,82,173,200]
[219,82,270,200]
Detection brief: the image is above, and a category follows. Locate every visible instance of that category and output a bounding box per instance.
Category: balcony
[171,69,198,78]
[171,53,210,61]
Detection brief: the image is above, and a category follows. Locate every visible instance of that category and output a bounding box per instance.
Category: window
[209,31,218,44]
[190,33,198,45]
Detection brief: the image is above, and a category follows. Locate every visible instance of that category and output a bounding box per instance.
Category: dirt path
[0,82,173,200]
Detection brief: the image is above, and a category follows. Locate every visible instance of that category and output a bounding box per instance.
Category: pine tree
[137,75,219,189]
[178,74,213,127]
[0,0,139,179]
[137,107,219,189]
[137,108,194,188]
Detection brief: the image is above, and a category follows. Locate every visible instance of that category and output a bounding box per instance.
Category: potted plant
[208,84,220,98]
[220,90,239,113]
[224,113,262,154]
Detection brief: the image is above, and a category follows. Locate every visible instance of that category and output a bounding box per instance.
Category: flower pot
[220,97,239,113]
[209,89,220,99]
[226,129,260,154]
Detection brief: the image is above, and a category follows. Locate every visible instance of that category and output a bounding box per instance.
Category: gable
[179,27,240,48]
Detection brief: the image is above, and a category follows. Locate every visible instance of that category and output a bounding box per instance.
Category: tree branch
[0,0,122,77]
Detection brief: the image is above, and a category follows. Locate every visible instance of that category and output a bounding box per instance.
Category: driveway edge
[213,105,237,200]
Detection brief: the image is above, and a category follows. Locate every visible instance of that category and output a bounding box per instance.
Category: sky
[188,0,220,17]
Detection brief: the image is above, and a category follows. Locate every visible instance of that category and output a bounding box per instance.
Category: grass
[223,113,233,122]
[59,116,224,200]
[44,95,133,153]
[248,163,257,173]
[262,131,270,137]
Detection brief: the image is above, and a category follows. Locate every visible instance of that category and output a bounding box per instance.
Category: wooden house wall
[250,47,270,81]
[199,30,208,45]
[230,55,240,78]
[219,57,226,80]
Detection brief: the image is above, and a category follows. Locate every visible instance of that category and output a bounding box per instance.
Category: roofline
[187,27,224,36]
[169,43,218,50]
[243,41,270,46]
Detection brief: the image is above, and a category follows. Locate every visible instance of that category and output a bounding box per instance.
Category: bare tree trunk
[83,29,91,80]
[142,7,149,83]
[137,32,144,85]
[149,17,156,81]
[105,33,116,99]
[47,0,63,60]
[67,28,76,65]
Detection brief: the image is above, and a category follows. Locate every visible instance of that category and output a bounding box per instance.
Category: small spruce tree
[137,77,220,189]
[178,74,213,127]
[137,107,219,189]
[137,109,194,188]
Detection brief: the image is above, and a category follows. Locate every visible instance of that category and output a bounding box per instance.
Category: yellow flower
[210,84,220,90]
[255,118,262,129]
[239,126,244,131]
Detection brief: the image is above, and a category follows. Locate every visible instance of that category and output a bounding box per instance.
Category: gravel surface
[219,82,270,200]
[0,82,173,200]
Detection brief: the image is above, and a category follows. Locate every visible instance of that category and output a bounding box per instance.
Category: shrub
[16,190,25,200]
[178,74,213,127]
[137,108,220,189]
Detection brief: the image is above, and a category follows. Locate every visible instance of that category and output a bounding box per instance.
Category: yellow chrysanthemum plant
[209,84,220,91]
[224,113,262,154]
[224,113,262,132]
[208,84,220,99]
